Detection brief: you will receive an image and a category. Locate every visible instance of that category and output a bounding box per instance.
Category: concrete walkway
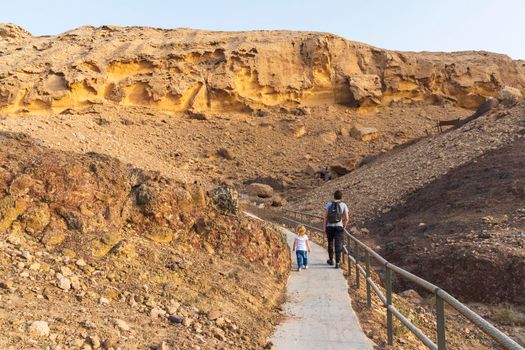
[271,227,374,350]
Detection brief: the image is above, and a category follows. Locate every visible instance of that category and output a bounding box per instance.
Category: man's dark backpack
[327,201,342,224]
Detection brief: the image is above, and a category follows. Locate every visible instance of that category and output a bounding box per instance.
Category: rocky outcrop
[1,25,524,116]
[0,23,32,41]
[0,131,291,349]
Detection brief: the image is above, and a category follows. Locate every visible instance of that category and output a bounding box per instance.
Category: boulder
[207,310,221,320]
[41,222,67,248]
[210,186,239,214]
[318,130,338,144]
[247,183,274,198]
[305,163,318,176]
[330,158,360,176]
[112,319,130,332]
[58,277,71,290]
[245,176,287,191]
[150,307,167,318]
[0,196,29,233]
[28,321,50,337]
[350,124,378,141]
[330,164,352,177]
[146,226,175,243]
[339,126,350,138]
[399,289,424,304]
[497,86,523,106]
[20,203,51,235]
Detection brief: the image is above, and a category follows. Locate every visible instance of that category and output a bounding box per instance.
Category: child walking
[292,225,311,272]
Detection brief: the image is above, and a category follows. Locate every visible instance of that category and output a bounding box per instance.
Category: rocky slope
[370,137,525,304]
[293,101,525,223]
[0,103,467,189]
[0,132,290,349]
[1,23,525,117]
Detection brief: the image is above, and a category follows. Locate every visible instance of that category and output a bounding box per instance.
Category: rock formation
[0,131,290,349]
[1,24,525,116]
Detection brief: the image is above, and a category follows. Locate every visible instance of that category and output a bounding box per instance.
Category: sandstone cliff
[1,23,525,116]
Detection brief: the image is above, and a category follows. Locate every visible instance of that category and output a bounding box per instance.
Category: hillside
[1,23,525,117]
[293,102,525,223]
[2,24,525,193]
[369,137,525,303]
[0,132,290,349]
[2,22,525,349]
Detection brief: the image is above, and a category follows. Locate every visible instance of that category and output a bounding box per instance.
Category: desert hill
[293,101,525,223]
[3,24,525,193]
[2,22,525,349]
[1,23,525,118]
[370,136,525,304]
[0,132,290,349]
[289,98,525,346]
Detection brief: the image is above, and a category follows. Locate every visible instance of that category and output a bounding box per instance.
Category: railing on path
[262,207,524,350]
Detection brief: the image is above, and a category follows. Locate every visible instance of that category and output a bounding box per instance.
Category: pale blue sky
[1,0,524,59]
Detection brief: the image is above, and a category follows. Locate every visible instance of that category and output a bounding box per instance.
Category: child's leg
[303,251,308,267]
[296,251,303,269]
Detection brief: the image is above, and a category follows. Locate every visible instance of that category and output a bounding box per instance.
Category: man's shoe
[326,259,334,266]
[335,262,341,269]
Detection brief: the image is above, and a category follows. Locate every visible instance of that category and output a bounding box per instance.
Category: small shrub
[493,304,525,325]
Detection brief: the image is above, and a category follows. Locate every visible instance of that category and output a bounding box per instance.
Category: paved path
[271,227,374,350]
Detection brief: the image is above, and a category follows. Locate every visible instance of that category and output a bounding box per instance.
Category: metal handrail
[278,208,524,350]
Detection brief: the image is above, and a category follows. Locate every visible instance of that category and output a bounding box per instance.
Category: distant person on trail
[324,190,349,269]
[292,225,311,272]
[320,167,331,182]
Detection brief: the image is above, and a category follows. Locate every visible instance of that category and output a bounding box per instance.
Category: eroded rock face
[0,132,293,349]
[0,132,290,274]
[1,25,524,116]
[0,23,32,41]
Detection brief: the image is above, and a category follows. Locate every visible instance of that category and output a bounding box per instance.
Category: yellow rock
[146,226,175,243]
[41,227,66,248]
[318,130,338,144]
[0,196,29,233]
[20,203,51,235]
[79,204,95,217]
[175,188,194,212]
[203,242,215,255]
[62,249,76,259]
[350,124,378,142]
[188,184,207,207]
[91,233,121,257]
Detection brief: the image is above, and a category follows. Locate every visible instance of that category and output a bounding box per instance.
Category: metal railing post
[355,242,360,289]
[347,235,351,280]
[386,266,393,346]
[436,294,447,350]
[365,251,372,307]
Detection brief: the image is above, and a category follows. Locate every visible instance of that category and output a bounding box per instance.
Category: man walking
[324,190,349,268]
